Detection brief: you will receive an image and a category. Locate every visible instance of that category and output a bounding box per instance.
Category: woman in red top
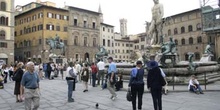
[91,63,98,87]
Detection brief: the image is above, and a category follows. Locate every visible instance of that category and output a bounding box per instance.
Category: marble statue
[148,0,164,45]
[46,34,66,55]
[205,43,213,54]
[95,46,108,61]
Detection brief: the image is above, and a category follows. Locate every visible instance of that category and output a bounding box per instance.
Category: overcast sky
[15,0,201,34]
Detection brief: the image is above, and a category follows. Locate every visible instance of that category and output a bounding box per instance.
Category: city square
[1,0,220,110]
[1,78,220,110]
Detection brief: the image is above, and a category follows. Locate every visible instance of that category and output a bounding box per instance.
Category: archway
[84,52,89,61]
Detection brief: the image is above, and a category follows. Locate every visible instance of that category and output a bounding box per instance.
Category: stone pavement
[1,78,220,110]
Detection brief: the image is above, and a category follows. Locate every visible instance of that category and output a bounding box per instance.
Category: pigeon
[95,103,99,109]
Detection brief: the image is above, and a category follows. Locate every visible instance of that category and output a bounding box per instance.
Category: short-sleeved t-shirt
[21,71,40,89]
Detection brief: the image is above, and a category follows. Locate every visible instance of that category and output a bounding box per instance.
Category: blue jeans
[190,84,203,92]
[92,74,97,87]
[67,80,74,100]
[44,71,48,78]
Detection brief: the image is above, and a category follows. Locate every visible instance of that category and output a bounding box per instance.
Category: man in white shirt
[97,59,105,86]
[66,62,77,102]
[75,62,82,81]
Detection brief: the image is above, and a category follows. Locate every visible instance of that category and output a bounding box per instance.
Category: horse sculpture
[46,38,65,55]
[95,46,108,62]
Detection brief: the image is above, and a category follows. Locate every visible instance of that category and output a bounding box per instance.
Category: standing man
[20,62,40,110]
[107,57,117,101]
[97,59,105,86]
[66,62,77,102]
[75,62,82,82]
[148,0,164,45]
[46,62,52,80]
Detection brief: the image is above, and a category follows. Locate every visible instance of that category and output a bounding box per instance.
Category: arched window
[93,38,96,47]
[0,30,5,39]
[195,52,200,60]
[168,29,171,36]
[74,36,78,45]
[0,16,5,25]
[189,37,193,44]
[84,37,87,46]
[174,39,178,45]
[188,25,193,32]
[197,36,202,43]
[174,28,178,35]
[0,2,6,11]
[181,26,185,33]
[181,38,185,45]
[196,23,201,30]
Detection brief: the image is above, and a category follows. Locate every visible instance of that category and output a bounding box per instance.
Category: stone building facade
[66,6,101,63]
[15,3,69,63]
[0,0,15,64]
[100,23,115,58]
[163,9,208,61]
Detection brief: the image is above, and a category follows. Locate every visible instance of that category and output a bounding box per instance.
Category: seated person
[115,73,123,91]
[188,75,204,94]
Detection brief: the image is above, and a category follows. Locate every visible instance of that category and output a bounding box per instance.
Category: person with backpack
[43,63,48,78]
[81,64,89,92]
[91,63,98,87]
[66,62,77,102]
[128,61,145,110]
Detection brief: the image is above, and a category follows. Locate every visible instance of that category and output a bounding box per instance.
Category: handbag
[126,90,132,102]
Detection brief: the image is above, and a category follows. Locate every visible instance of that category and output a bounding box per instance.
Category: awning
[0,53,8,58]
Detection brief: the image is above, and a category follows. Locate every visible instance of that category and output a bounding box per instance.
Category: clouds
[15,0,200,34]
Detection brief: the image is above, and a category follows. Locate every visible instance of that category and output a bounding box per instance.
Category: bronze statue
[46,34,66,55]
[188,53,198,71]
[95,46,108,61]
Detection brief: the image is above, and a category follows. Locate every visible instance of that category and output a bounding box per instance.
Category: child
[188,75,204,94]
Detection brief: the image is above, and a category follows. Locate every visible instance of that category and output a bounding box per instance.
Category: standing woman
[13,62,24,102]
[3,64,9,83]
[147,60,165,110]
[128,61,145,110]
[81,64,89,92]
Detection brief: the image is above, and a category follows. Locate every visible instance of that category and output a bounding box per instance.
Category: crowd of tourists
[0,57,204,110]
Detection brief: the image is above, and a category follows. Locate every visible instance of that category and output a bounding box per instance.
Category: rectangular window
[56,14,60,19]
[108,40,110,47]
[38,12,43,18]
[0,42,7,48]
[48,13,52,18]
[74,19,77,26]
[63,16,68,20]
[92,22,96,29]
[56,26,60,31]
[103,27,105,31]
[20,30,22,35]
[103,39,105,46]
[38,24,43,30]
[64,27,68,32]
[84,21,87,27]
[141,37,145,41]
[46,24,54,30]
